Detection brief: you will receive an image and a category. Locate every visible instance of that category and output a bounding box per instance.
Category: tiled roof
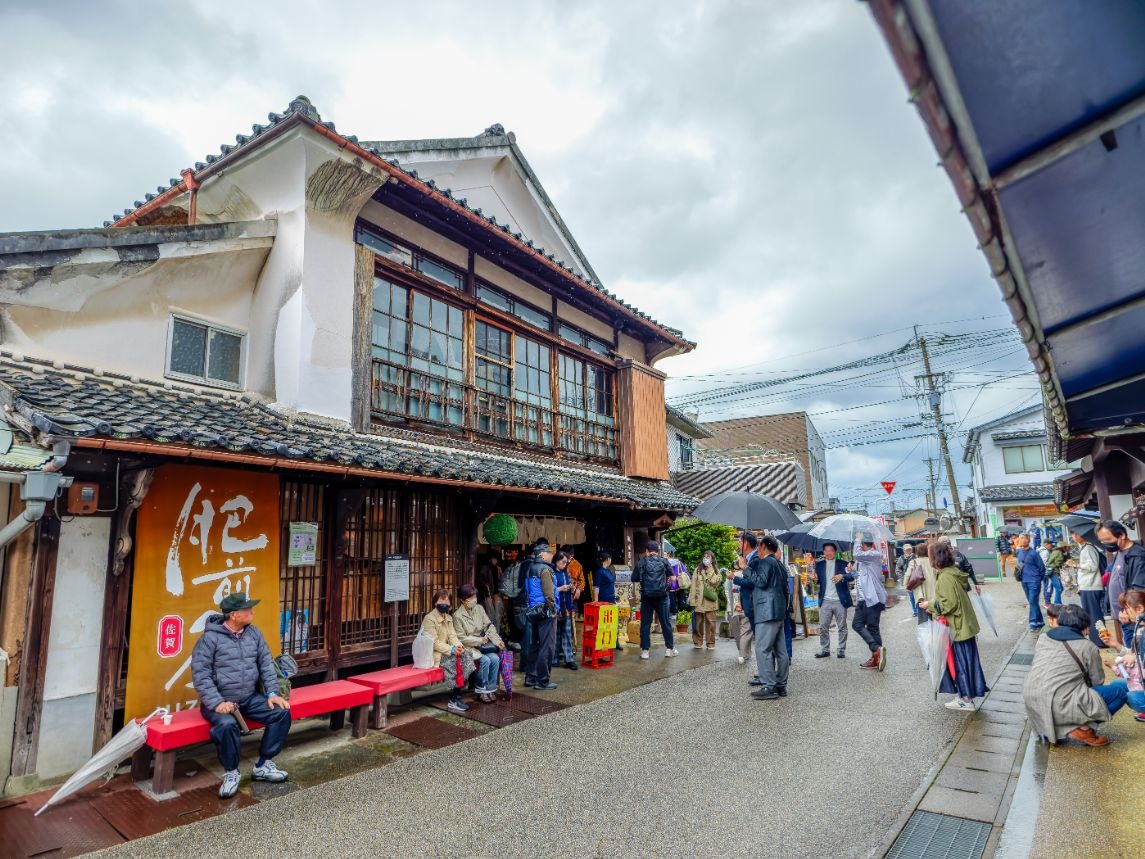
[977,483,1056,503]
[991,430,1045,442]
[0,356,697,512]
[107,97,691,347]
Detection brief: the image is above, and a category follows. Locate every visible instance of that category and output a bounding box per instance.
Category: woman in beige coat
[420,588,472,714]
[908,541,937,627]
[689,551,721,650]
[1023,603,1128,746]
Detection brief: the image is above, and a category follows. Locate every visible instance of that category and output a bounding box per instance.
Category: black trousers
[201,693,291,771]
[852,602,885,652]
[526,615,556,685]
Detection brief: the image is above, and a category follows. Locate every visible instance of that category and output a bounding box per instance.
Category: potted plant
[675,610,691,634]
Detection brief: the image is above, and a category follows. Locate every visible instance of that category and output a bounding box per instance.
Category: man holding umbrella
[851,534,888,671]
[814,542,854,659]
[742,535,791,700]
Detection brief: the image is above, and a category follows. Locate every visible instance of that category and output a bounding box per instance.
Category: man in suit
[742,535,791,701]
[814,542,855,659]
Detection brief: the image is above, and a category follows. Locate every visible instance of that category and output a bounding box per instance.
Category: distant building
[673,459,808,508]
[695,412,828,508]
[963,406,1072,536]
[666,406,712,474]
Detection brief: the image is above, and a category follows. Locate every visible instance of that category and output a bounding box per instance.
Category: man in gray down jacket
[191,592,291,798]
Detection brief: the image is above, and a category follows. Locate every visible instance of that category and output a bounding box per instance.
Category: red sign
[880,481,896,495]
[157,614,184,658]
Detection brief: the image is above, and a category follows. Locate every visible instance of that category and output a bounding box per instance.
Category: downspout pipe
[0,439,70,554]
[0,498,47,553]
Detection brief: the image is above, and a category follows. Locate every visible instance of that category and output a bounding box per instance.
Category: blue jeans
[1127,689,1145,713]
[1093,680,1128,717]
[1022,581,1045,628]
[201,693,291,772]
[474,652,500,692]
[909,591,918,616]
[639,595,674,651]
[1044,576,1062,605]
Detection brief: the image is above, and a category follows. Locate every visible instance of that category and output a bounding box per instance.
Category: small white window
[167,316,244,388]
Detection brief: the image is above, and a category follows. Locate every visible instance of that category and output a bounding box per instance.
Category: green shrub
[663,518,739,573]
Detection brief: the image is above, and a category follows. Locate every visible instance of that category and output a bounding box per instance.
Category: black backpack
[639,556,670,599]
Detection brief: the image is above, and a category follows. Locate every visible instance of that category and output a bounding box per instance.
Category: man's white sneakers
[252,760,288,782]
[665,648,679,657]
[218,769,241,798]
[641,650,650,659]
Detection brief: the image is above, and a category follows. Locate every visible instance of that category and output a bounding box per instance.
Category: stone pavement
[91,581,1030,859]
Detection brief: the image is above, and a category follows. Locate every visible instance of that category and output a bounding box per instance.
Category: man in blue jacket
[192,592,291,798]
[1015,534,1046,631]
[814,542,854,659]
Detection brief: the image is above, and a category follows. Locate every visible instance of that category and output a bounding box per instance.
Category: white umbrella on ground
[36,708,167,815]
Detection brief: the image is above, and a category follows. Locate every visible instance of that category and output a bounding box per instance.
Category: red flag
[880,481,896,494]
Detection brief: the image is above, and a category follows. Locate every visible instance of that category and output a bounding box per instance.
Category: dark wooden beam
[10,516,61,777]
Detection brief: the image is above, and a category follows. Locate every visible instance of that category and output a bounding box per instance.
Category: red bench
[131,680,374,794]
[346,665,445,728]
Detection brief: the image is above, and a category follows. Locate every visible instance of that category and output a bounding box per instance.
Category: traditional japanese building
[0,97,695,791]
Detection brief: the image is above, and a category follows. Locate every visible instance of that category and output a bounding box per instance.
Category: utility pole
[923,457,939,517]
[915,327,964,523]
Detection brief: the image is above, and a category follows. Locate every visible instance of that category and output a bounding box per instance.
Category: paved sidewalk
[91,582,1029,859]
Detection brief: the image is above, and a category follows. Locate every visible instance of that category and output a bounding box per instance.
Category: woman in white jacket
[1072,532,1107,649]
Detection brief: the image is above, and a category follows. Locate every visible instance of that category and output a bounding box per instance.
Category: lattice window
[278,481,327,658]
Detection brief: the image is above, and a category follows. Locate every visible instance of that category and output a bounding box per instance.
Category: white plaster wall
[473,256,551,309]
[977,416,1069,487]
[617,332,646,363]
[359,201,468,268]
[36,516,110,778]
[556,300,614,341]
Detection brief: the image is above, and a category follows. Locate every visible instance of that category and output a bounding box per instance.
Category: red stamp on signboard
[157,614,183,658]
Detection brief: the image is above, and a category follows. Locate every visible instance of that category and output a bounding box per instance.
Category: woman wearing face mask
[420,589,472,713]
[453,583,505,702]
[689,551,721,650]
[1112,589,1145,722]
[552,551,580,670]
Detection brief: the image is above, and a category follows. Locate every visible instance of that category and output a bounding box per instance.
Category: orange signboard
[1001,504,1058,520]
[125,464,280,720]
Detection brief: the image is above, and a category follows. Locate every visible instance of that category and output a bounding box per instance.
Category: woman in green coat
[917,540,990,712]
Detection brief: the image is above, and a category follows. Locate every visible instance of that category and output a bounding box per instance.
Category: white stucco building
[963,405,1072,536]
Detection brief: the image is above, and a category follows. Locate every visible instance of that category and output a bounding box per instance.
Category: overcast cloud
[0,0,1035,511]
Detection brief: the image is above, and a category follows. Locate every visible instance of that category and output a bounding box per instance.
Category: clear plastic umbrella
[969,591,998,637]
[917,620,951,697]
[806,514,895,546]
[36,707,167,815]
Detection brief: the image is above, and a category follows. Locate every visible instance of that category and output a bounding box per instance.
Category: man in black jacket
[633,541,678,660]
[814,542,854,659]
[191,592,291,798]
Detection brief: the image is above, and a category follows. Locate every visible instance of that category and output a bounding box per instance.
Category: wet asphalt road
[94,583,1028,859]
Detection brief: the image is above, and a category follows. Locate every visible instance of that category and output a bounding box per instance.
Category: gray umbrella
[690,491,800,532]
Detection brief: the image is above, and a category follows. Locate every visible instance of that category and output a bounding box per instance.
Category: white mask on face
[703,557,712,566]
[464,597,477,609]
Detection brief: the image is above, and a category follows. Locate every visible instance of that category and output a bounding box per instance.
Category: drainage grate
[385,716,480,749]
[1009,653,1034,665]
[886,810,991,859]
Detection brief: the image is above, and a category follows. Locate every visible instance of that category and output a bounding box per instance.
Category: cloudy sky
[0,0,1039,512]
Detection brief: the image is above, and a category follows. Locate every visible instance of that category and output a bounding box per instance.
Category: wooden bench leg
[152,750,176,795]
[368,695,388,730]
[131,747,153,784]
[350,704,368,738]
[330,709,346,731]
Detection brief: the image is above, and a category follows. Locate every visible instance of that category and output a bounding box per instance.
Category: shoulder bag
[1061,640,1093,687]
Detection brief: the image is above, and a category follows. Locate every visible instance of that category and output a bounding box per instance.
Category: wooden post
[10,516,61,777]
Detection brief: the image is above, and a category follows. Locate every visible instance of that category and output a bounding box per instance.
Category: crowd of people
[185,516,1145,801]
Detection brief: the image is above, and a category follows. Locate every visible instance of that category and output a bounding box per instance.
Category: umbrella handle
[137,707,169,727]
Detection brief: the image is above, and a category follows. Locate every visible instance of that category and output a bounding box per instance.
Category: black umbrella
[690,490,800,532]
[1057,514,1100,545]
[775,522,836,554]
